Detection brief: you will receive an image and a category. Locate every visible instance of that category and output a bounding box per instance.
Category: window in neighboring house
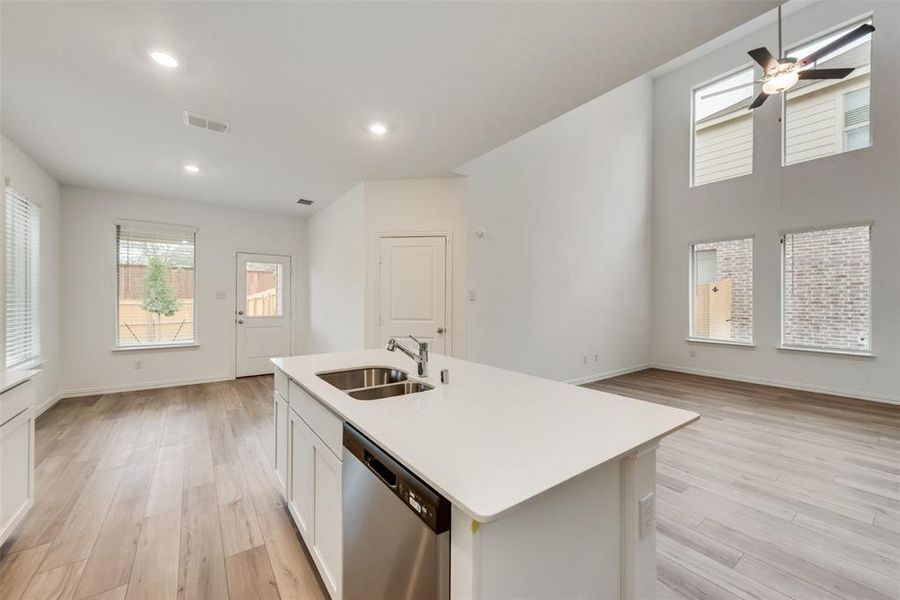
[5,186,41,368]
[692,67,754,187]
[116,221,197,347]
[690,238,753,344]
[782,225,871,353]
[842,86,871,151]
[784,16,872,165]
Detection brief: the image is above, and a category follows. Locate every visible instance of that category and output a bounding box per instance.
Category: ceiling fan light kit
[744,6,874,109]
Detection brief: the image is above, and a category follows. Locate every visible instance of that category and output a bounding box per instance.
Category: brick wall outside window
[783,225,871,351]
[692,238,753,343]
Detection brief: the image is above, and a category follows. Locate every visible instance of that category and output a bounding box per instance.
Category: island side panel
[451,459,622,599]
[621,443,658,600]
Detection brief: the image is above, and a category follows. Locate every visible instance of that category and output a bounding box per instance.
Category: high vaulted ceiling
[2,1,778,215]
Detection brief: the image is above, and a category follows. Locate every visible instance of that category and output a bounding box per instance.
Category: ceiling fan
[703,5,874,109]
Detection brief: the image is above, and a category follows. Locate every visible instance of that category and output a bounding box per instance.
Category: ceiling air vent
[182,110,230,134]
[296,198,314,206]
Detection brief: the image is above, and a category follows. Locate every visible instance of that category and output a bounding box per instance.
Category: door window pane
[246,262,283,317]
[690,238,753,344]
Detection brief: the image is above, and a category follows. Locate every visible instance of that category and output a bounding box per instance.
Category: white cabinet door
[273,393,288,493]
[313,442,343,599]
[289,410,315,542]
[0,409,33,545]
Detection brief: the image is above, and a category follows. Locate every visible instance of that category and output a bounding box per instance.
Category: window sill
[686,338,755,348]
[111,343,200,353]
[777,345,874,358]
[8,357,47,371]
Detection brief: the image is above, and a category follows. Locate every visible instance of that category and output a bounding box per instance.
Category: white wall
[458,76,654,383]
[59,186,308,395]
[307,183,365,353]
[650,1,900,403]
[362,178,468,356]
[1,136,61,411]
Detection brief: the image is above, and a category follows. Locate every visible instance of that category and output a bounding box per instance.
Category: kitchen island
[271,350,698,600]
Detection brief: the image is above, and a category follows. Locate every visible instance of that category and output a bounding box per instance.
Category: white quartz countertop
[272,350,698,523]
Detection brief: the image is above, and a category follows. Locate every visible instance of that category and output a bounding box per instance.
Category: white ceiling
[1,1,778,215]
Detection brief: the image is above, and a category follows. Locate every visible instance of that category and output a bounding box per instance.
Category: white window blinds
[5,187,41,368]
[116,221,197,347]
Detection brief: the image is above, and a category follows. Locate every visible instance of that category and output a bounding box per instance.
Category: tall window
[784,16,872,166]
[5,187,41,368]
[692,67,754,186]
[782,225,871,353]
[116,221,197,347]
[690,238,753,344]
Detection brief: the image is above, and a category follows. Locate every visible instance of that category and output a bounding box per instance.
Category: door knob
[437,327,445,334]
[237,310,244,316]
[237,319,244,325]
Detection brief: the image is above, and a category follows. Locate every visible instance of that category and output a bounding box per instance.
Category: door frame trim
[234,250,294,377]
[373,231,453,357]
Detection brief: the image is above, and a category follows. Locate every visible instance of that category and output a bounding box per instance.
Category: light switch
[216,291,227,300]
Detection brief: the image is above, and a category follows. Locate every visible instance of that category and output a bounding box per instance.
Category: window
[782,225,871,353]
[784,16,872,165]
[116,221,197,347]
[689,238,753,344]
[692,67,754,186]
[5,187,41,368]
[244,261,283,317]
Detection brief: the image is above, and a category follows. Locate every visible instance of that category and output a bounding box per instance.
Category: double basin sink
[317,367,433,400]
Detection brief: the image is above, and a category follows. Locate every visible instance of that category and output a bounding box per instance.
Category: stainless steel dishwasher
[343,424,450,600]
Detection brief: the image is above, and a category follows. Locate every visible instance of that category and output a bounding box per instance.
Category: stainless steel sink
[317,367,408,391]
[348,381,434,401]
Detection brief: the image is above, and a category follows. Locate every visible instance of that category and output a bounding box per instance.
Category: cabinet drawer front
[288,381,342,459]
[274,369,288,399]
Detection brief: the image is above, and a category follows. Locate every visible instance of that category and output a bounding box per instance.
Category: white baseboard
[651,362,900,406]
[35,392,64,417]
[566,363,652,386]
[57,373,235,400]
[0,497,34,548]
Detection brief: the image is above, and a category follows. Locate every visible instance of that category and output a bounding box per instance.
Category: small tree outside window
[116,221,197,347]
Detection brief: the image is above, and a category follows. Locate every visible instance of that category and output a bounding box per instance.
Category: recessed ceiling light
[150,50,179,68]
[184,164,200,173]
[368,122,388,135]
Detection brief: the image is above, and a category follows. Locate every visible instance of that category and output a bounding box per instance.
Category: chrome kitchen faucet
[386,335,429,377]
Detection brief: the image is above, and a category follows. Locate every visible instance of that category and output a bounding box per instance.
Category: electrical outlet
[468,289,477,302]
[690,349,696,358]
[583,354,588,365]
[639,492,655,540]
[594,353,599,362]
[134,360,143,370]
[216,290,226,300]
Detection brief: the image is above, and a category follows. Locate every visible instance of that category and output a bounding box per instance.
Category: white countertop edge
[273,353,700,523]
[0,369,39,395]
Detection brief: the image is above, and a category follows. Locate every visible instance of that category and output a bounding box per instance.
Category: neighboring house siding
[785,74,869,165]
[694,112,752,186]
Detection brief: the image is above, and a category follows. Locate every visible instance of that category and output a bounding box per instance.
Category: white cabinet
[0,407,34,545]
[273,391,289,493]
[289,410,315,542]
[313,439,343,599]
[275,368,344,599]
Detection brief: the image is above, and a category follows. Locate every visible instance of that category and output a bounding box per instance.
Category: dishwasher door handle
[365,450,398,488]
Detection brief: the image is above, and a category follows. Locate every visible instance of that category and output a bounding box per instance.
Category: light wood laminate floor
[1,369,898,599]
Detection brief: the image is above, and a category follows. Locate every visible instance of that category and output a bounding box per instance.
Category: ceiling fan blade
[797,67,855,80]
[748,47,779,73]
[700,82,757,100]
[796,23,874,68]
[748,92,769,110]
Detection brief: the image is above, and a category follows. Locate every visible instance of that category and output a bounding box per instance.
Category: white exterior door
[377,236,448,353]
[236,253,291,377]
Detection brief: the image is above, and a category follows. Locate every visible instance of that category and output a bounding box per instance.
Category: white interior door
[236,253,291,377]
[377,236,448,354]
